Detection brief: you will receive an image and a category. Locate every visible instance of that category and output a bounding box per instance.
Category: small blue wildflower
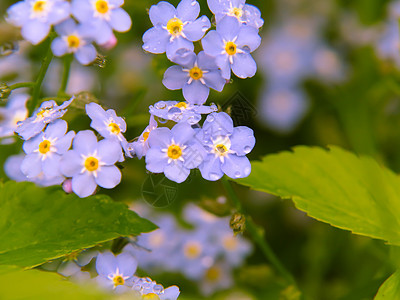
[132,276,180,300]
[149,100,217,125]
[200,262,233,296]
[145,122,206,183]
[0,93,28,144]
[196,112,255,181]
[207,0,264,29]
[71,0,132,45]
[85,102,131,160]
[6,0,71,45]
[129,115,158,160]
[21,119,75,180]
[202,16,261,80]
[59,130,123,198]
[142,0,211,60]
[163,51,226,105]
[15,97,74,140]
[52,19,97,65]
[95,251,137,293]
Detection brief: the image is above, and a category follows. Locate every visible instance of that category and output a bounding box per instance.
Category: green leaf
[375,271,400,299]
[237,146,400,245]
[0,181,157,268]
[0,265,110,300]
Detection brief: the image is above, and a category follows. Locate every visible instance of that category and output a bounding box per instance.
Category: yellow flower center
[108,122,120,134]
[33,0,46,12]
[39,140,51,154]
[175,102,187,109]
[167,145,182,160]
[95,0,109,14]
[230,7,243,18]
[142,294,160,300]
[184,242,201,259]
[67,35,80,48]
[189,67,203,80]
[113,275,125,287]
[143,131,150,141]
[205,266,221,282]
[167,18,184,35]
[215,144,228,155]
[225,41,237,55]
[85,157,99,172]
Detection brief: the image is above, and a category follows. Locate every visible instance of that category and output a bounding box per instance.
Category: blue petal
[202,112,234,137]
[160,286,180,300]
[142,26,169,54]
[6,2,30,27]
[23,133,43,154]
[166,37,194,61]
[42,154,62,178]
[21,153,42,178]
[145,148,168,173]
[115,252,137,277]
[199,155,223,181]
[202,30,224,57]
[183,16,210,42]
[203,70,225,92]
[149,1,176,26]
[54,18,77,36]
[216,16,240,41]
[196,51,218,70]
[164,162,190,183]
[232,53,257,79]
[171,122,195,144]
[45,119,68,139]
[86,103,107,121]
[96,252,117,277]
[215,54,231,80]
[96,165,121,189]
[97,139,123,165]
[243,4,264,29]
[109,8,132,32]
[51,37,68,57]
[183,80,209,105]
[92,20,113,45]
[72,172,97,198]
[72,130,98,155]
[75,44,97,65]
[47,1,70,24]
[206,0,226,14]
[60,150,82,177]
[236,26,261,52]
[16,119,45,140]
[163,66,188,90]
[55,131,75,154]
[182,141,206,169]
[170,49,196,67]
[4,155,27,182]
[22,20,51,45]
[230,126,255,156]
[221,154,251,179]
[147,127,172,149]
[71,0,93,23]
[177,0,200,22]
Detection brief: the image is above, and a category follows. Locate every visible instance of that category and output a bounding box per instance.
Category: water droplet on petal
[209,173,220,180]
[244,146,251,153]
[207,115,215,122]
[158,117,167,124]
[234,171,241,178]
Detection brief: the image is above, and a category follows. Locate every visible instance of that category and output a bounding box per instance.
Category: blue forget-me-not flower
[142,0,211,60]
[6,0,71,45]
[129,115,158,160]
[51,19,97,65]
[145,122,206,183]
[21,119,75,180]
[132,276,180,300]
[196,112,255,181]
[163,51,226,105]
[15,97,74,140]
[202,16,261,80]
[207,0,264,29]
[60,130,123,198]
[0,93,28,144]
[71,0,132,45]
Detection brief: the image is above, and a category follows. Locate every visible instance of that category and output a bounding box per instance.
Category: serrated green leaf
[0,181,157,268]
[375,271,400,299]
[237,146,400,245]
[0,265,110,300]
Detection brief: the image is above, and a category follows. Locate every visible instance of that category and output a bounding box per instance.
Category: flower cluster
[6,0,132,65]
[125,202,252,296]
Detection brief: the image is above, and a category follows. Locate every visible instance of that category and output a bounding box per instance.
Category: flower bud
[230,212,246,235]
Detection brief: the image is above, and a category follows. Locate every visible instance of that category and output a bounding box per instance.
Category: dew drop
[244,146,251,153]
[207,115,215,122]
[153,284,164,294]
[158,117,168,124]
[209,173,220,180]
[234,171,241,178]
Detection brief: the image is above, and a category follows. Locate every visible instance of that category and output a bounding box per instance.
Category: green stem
[58,54,73,97]
[9,82,35,90]
[28,38,54,114]
[221,177,297,286]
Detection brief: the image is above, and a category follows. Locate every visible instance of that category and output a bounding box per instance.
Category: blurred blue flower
[207,0,264,29]
[202,16,261,80]
[71,0,132,45]
[0,93,28,144]
[149,100,217,125]
[200,262,233,296]
[145,122,205,183]
[85,102,131,160]
[52,19,97,65]
[6,0,71,45]
[163,51,226,105]
[60,130,122,198]
[132,276,180,300]
[142,0,211,60]
[15,97,74,140]
[130,115,158,160]
[95,251,137,293]
[21,119,75,180]
[196,112,255,181]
